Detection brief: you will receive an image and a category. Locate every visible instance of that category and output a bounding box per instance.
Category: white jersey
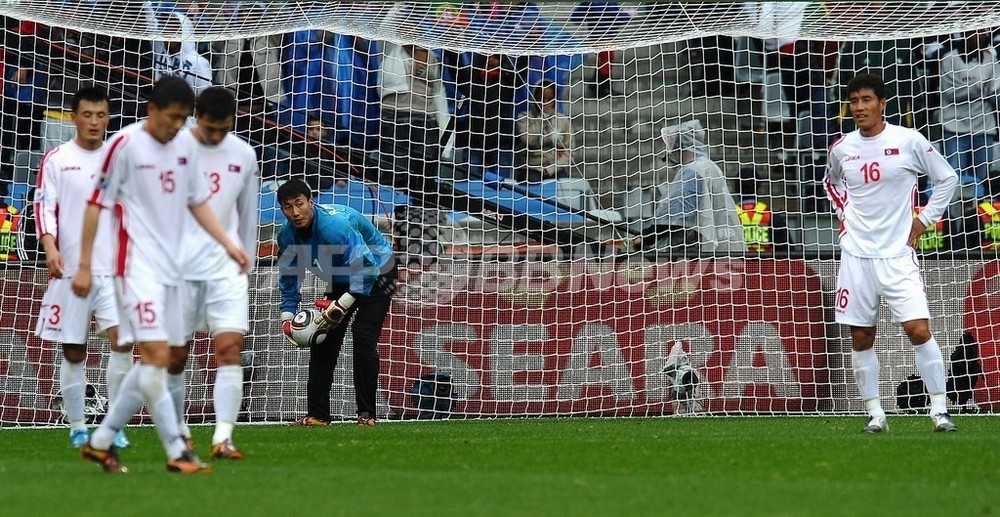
[179,129,259,280]
[89,121,210,284]
[824,123,958,258]
[34,140,115,277]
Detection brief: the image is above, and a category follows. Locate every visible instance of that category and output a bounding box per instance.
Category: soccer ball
[283,308,330,348]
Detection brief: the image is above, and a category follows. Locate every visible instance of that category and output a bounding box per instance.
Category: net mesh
[2,1,999,425]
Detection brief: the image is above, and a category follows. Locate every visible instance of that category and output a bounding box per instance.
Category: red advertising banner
[964,260,1000,411]
[382,259,830,416]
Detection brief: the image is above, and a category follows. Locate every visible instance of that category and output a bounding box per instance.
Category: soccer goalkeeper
[275,179,397,427]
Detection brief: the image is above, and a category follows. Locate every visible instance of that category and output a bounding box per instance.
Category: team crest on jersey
[228,164,241,173]
[884,148,899,156]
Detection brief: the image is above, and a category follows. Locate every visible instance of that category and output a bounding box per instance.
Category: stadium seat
[258,188,284,224]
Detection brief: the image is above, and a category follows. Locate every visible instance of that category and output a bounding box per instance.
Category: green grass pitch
[2,416,997,516]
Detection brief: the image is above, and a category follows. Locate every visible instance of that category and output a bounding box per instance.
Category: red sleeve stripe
[114,202,130,277]
[824,176,848,211]
[91,134,130,206]
[34,146,61,237]
[828,134,845,153]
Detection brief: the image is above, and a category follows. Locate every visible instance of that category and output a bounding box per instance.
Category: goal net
[2,1,999,425]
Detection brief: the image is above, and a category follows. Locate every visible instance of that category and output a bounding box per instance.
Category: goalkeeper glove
[314,293,355,329]
[281,311,296,347]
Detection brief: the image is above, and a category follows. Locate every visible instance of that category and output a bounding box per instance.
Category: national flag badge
[178,156,188,165]
[228,164,241,173]
[884,148,899,156]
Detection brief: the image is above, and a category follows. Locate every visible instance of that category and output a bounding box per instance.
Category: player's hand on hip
[908,219,927,248]
[70,268,92,297]
[226,243,251,273]
[46,250,65,278]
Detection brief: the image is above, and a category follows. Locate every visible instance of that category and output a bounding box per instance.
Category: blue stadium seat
[258,189,285,224]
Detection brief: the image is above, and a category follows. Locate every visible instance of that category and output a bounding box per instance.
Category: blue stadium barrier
[451,179,585,224]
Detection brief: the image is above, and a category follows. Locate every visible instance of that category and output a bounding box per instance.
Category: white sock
[91,365,145,450]
[914,337,948,414]
[168,372,190,438]
[138,365,186,460]
[212,365,243,444]
[60,358,87,430]
[852,348,884,417]
[106,349,134,405]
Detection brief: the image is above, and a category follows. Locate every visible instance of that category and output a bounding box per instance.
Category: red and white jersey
[89,121,210,284]
[34,140,115,277]
[178,129,259,280]
[825,123,958,258]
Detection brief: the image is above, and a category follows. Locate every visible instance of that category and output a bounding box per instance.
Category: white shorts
[115,277,187,347]
[183,275,249,338]
[834,251,931,327]
[35,276,118,344]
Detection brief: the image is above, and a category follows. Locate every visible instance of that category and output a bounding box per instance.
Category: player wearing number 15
[70,76,250,473]
[824,73,959,434]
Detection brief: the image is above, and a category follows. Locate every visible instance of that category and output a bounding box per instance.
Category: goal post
[1,1,999,426]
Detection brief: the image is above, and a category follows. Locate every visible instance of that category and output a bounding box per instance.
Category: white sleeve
[236,159,260,273]
[823,140,847,221]
[186,152,211,207]
[34,151,59,239]
[913,133,958,227]
[90,135,129,209]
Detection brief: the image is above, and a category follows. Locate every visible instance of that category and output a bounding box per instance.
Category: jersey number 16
[861,161,881,183]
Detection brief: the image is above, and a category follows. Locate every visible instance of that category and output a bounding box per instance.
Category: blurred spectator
[454,53,525,179]
[937,29,1000,199]
[378,42,452,188]
[289,113,339,192]
[379,43,453,266]
[569,0,630,100]
[152,11,213,94]
[2,53,46,200]
[515,80,575,182]
[215,3,283,110]
[688,35,737,98]
[633,121,745,255]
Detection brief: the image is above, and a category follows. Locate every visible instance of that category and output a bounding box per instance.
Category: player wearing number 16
[70,76,250,473]
[824,73,959,434]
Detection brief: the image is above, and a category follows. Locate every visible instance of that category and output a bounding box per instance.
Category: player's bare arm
[189,201,250,272]
[70,203,102,297]
[39,234,65,278]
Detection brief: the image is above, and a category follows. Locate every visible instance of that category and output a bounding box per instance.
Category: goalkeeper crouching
[275,180,397,427]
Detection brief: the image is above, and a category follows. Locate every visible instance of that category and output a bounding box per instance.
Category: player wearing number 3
[71,77,250,473]
[825,73,959,433]
[168,87,259,460]
[33,86,132,450]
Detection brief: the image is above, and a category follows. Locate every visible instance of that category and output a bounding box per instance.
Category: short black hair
[148,75,195,110]
[195,86,236,121]
[277,179,313,205]
[847,73,886,100]
[71,85,110,112]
